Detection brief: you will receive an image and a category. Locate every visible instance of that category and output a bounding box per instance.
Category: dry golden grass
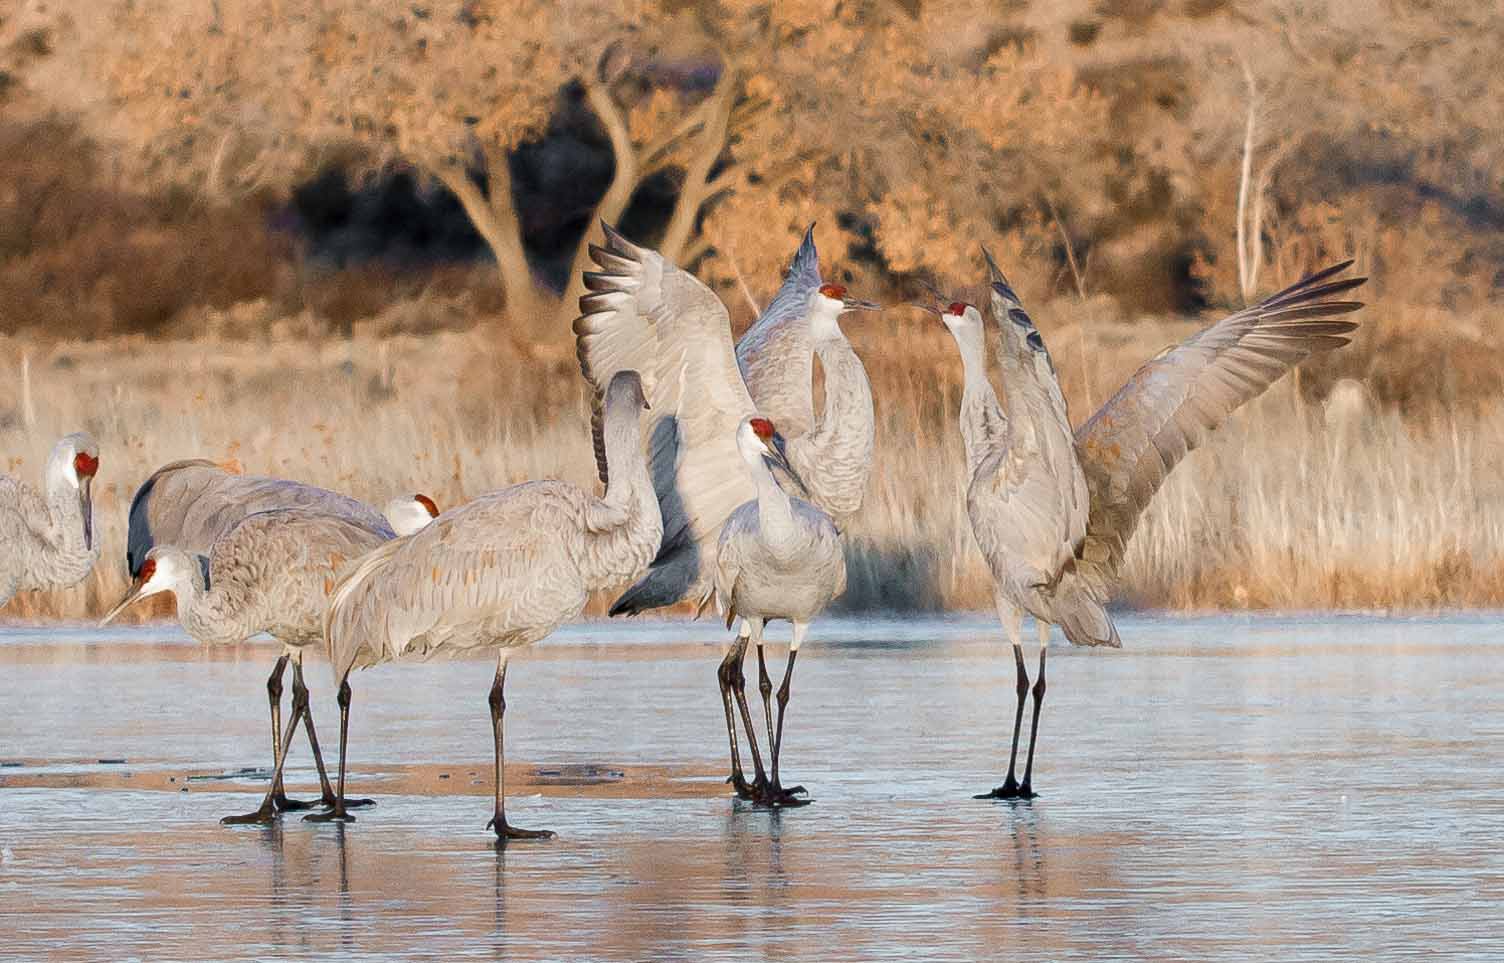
[2,300,1501,623]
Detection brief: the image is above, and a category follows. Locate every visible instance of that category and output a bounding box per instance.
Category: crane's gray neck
[169,557,246,646]
[582,400,662,589]
[791,338,874,518]
[750,455,800,562]
[950,326,1009,478]
[32,476,96,589]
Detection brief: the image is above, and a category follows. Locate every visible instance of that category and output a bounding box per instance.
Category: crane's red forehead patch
[948,302,969,316]
[414,493,440,518]
[139,558,156,582]
[74,451,99,477]
[749,417,776,440]
[818,282,847,299]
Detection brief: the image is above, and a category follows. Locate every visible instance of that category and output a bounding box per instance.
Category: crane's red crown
[947,302,969,316]
[750,417,776,441]
[74,452,99,478]
[139,558,156,582]
[818,283,847,299]
[414,493,439,518]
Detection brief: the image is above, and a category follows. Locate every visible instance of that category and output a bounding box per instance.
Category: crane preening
[924,255,1365,799]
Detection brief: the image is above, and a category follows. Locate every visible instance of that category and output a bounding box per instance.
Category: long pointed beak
[765,431,809,495]
[79,476,93,552]
[841,296,881,313]
[99,573,148,627]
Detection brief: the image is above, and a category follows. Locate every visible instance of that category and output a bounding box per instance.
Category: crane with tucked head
[306,371,659,842]
[105,470,439,823]
[924,255,1365,799]
[0,432,99,610]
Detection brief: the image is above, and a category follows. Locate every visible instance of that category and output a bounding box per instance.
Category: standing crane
[100,494,438,823]
[0,433,99,609]
[704,416,846,806]
[574,223,866,802]
[306,371,658,842]
[735,225,880,518]
[925,257,1365,798]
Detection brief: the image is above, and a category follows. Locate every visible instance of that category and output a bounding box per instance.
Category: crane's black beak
[99,571,148,627]
[841,295,882,313]
[764,431,808,495]
[79,476,93,552]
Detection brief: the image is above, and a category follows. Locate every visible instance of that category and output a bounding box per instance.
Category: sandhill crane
[126,459,391,577]
[574,223,861,801]
[101,493,439,823]
[735,225,880,518]
[704,416,846,807]
[305,371,658,842]
[925,258,1364,798]
[1,433,99,610]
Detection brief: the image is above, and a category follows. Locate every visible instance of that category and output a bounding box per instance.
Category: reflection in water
[2,614,1504,960]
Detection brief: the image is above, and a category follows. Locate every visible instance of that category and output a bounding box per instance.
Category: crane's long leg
[730,619,771,795]
[224,672,313,825]
[485,653,555,843]
[264,652,295,809]
[717,628,755,798]
[1018,625,1049,799]
[305,676,356,825]
[762,621,811,808]
[756,643,776,770]
[977,602,1029,800]
[290,655,376,811]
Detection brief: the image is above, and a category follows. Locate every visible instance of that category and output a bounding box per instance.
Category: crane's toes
[728,773,757,800]
[272,794,321,812]
[749,782,812,809]
[487,817,556,841]
[974,777,1022,800]
[221,806,278,826]
[321,794,376,810]
[304,809,355,824]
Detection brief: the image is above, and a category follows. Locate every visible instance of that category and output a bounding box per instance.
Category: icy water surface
[2,614,1503,961]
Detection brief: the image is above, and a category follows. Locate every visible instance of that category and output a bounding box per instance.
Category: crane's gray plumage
[705,416,845,806]
[315,371,658,839]
[735,225,879,519]
[0,432,99,609]
[126,459,392,577]
[735,224,822,438]
[932,257,1364,797]
[575,223,763,615]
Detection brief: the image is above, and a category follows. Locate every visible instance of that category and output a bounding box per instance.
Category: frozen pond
[2,614,1503,960]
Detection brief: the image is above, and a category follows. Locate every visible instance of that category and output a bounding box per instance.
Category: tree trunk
[431,154,553,328]
[659,74,734,263]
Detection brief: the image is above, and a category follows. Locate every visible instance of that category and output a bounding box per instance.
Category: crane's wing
[1074,261,1365,591]
[736,223,821,438]
[575,223,757,566]
[981,250,1088,569]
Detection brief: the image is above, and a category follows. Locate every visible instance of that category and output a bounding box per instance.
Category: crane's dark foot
[221,803,278,826]
[750,779,812,809]
[272,793,321,812]
[487,816,556,842]
[728,772,757,800]
[319,793,376,810]
[304,808,355,824]
[975,774,1022,800]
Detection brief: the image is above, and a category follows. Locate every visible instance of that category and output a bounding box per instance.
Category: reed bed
[2,314,1500,623]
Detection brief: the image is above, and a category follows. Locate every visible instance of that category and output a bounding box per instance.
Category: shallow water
[2,614,1502,961]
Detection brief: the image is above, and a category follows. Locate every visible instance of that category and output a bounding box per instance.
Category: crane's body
[0,433,99,609]
[309,371,658,841]
[735,225,878,521]
[706,417,845,806]
[931,257,1365,798]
